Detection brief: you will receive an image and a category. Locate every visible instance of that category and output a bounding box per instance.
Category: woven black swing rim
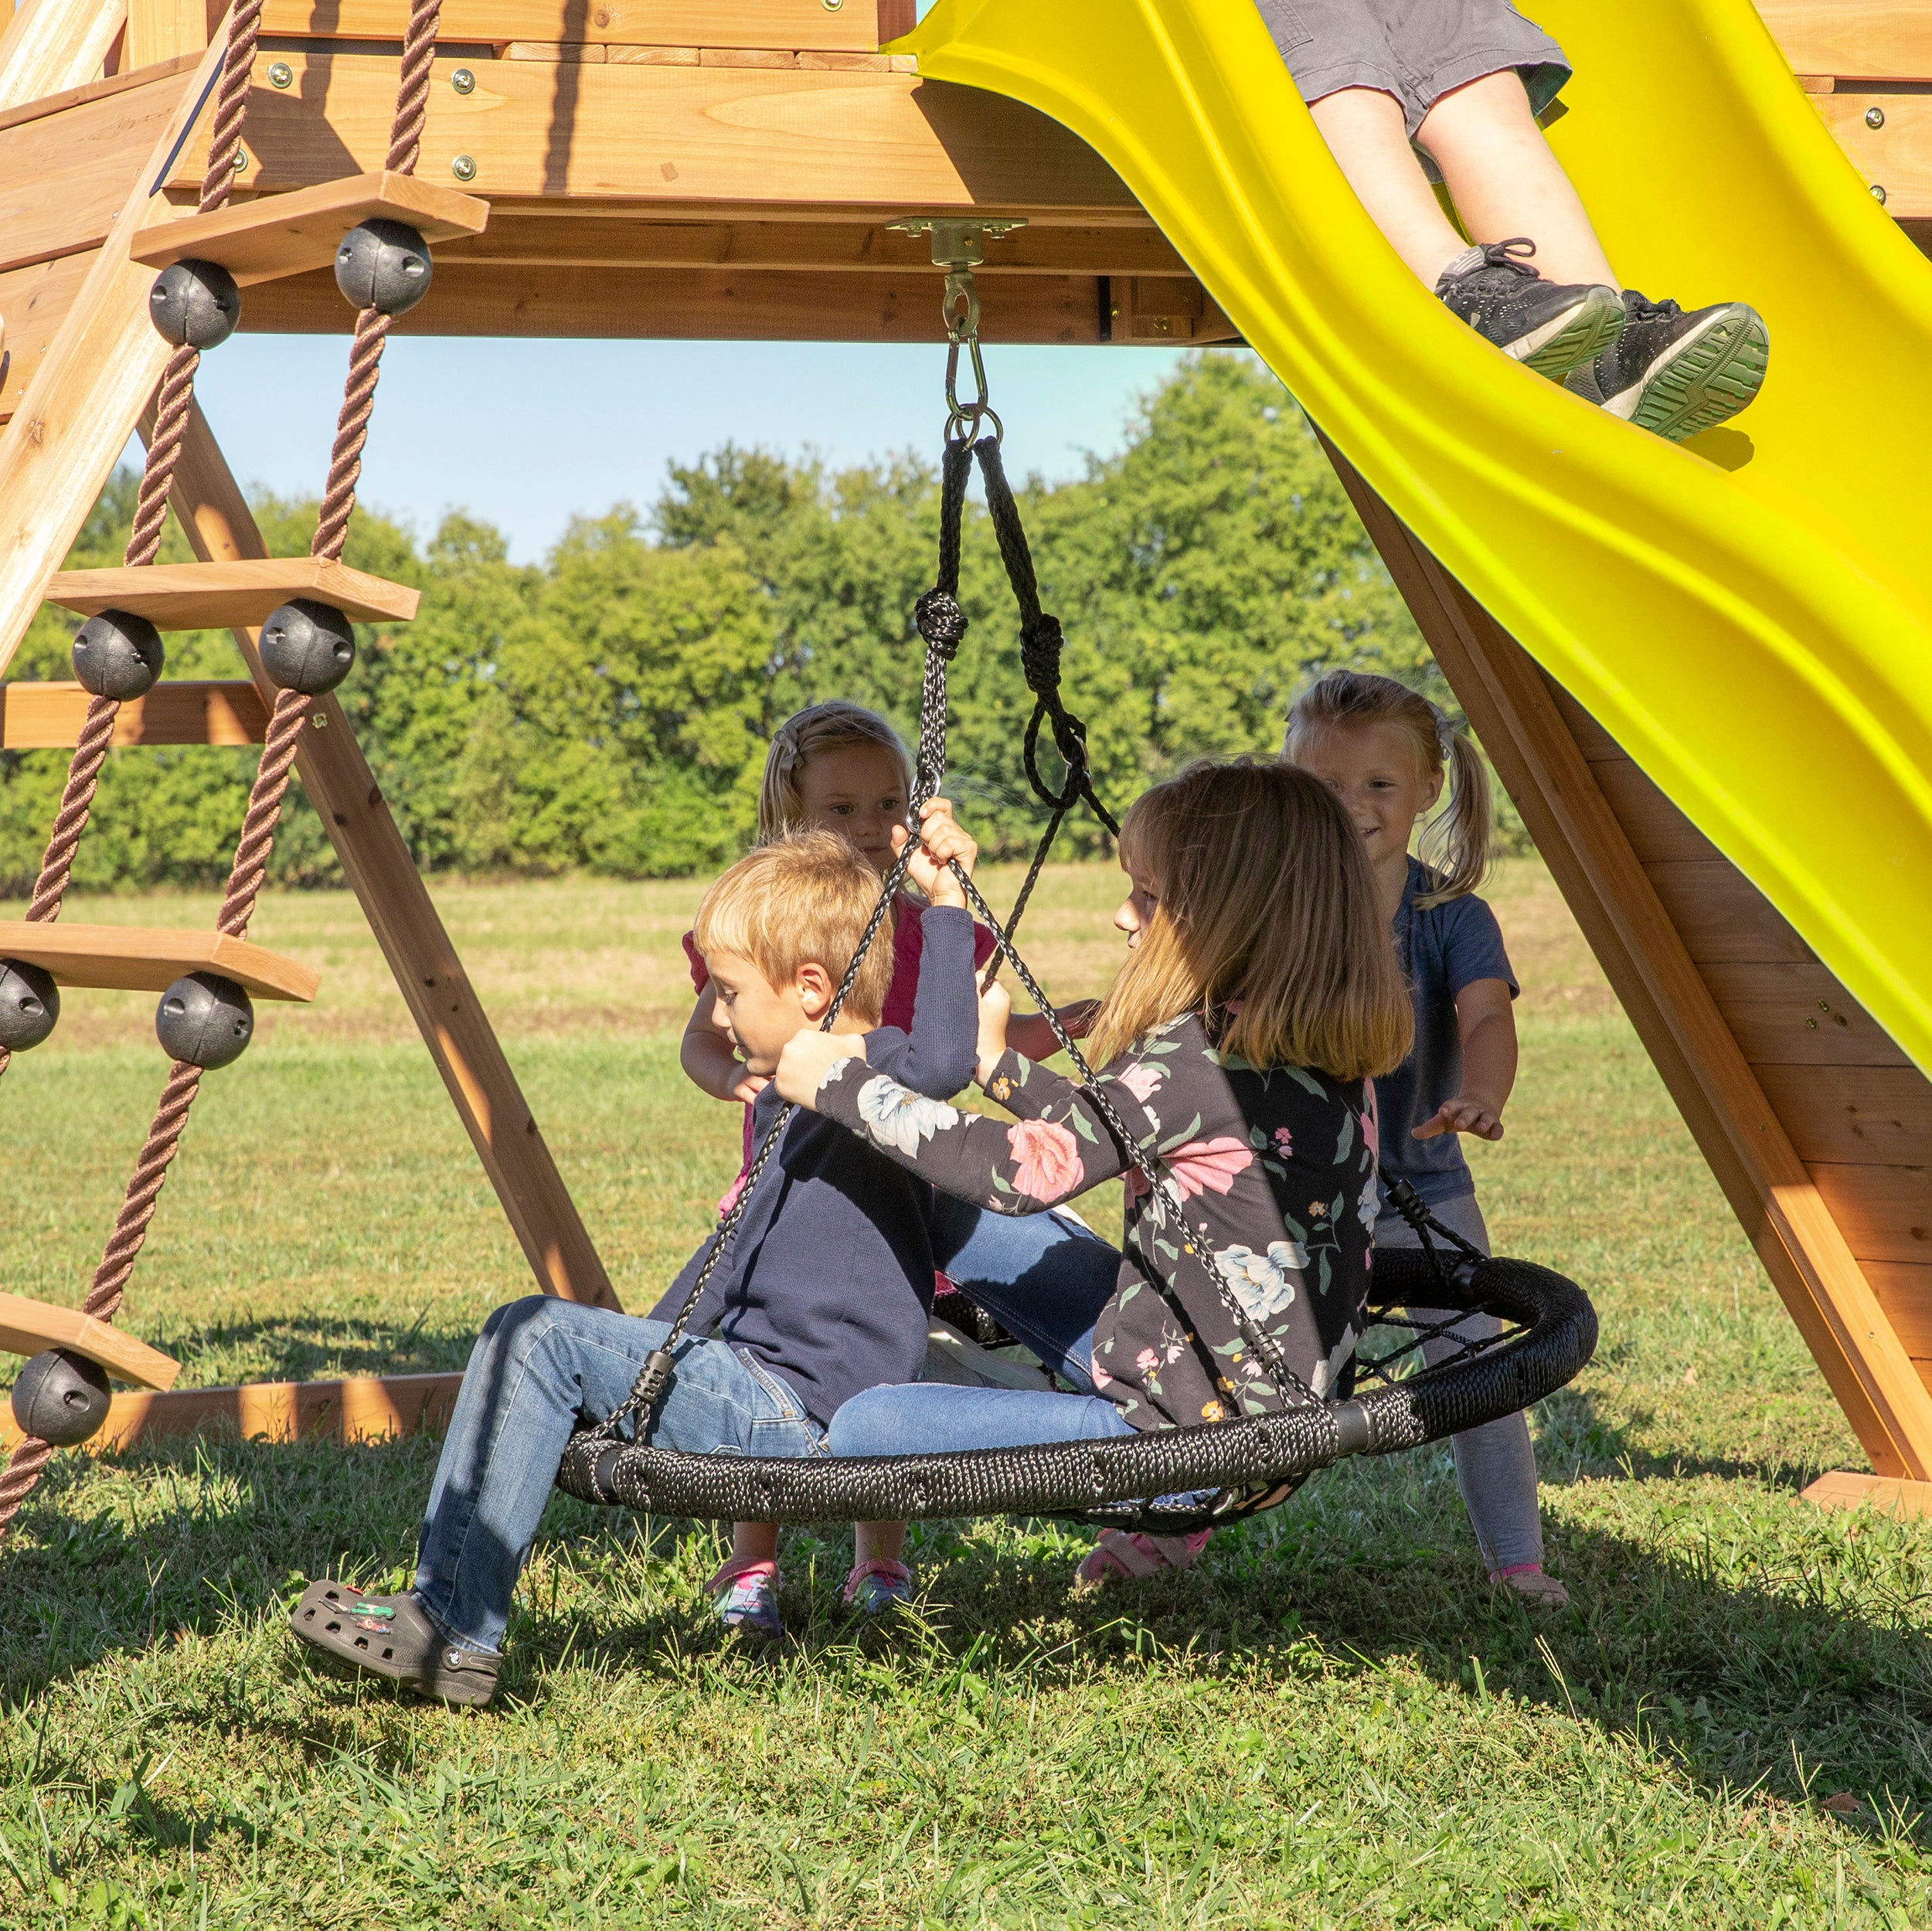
[555,1249,1597,1534]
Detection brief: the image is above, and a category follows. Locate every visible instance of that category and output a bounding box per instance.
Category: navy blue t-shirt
[649,906,978,1426]
[1375,858,1517,1208]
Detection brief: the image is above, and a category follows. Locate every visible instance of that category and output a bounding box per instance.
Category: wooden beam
[256,0,896,54]
[1320,433,1932,1483]
[148,399,621,1311]
[238,262,1161,343]
[0,1368,466,1452]
[125,0,208,70]
[430,209,1190,275]
[0,0,129,115]
[0,1290,179,1389]
[0,47,202,135]
[1800,1470,1932,1518]
[46,558,422,627]
[0,39,218,682]
[0,921,318,998]
[0,678,268,747]
[132,169,491,284]
[1756,2,1932,82]
[1810,93,1932,216]
[166,53,1139,215]
[0,60,193,279]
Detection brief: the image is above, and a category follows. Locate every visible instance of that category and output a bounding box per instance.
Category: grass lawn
[4,857,1930,1928]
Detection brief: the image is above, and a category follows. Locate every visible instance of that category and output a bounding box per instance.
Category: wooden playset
[0,0,1928,1527]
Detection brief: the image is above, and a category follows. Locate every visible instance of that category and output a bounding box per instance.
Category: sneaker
[1492,1564,1570,1610]
[291,1579,502,1708]
[1563,291,1768,441]
[1434,238,1625,379]
[842,1557,913,1616]
[709,1555,783,1640]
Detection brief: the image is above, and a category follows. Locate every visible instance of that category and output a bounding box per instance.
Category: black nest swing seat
[554,379,1599,1541]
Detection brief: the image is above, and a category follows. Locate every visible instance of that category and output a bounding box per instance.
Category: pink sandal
[1076,1528,1211,1588]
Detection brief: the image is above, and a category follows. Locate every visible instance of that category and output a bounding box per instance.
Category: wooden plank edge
[0,46,200,136]
[1800,1470,1932,1519]
[0,1369,466,1453]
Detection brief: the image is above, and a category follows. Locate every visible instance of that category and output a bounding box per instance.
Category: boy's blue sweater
[649,906,977,1427]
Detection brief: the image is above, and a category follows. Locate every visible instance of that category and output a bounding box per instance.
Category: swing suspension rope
[0,0,447,1542]
[559,308,1599,1532]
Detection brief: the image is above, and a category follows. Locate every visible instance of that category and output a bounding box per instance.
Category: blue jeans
[927,1195,1120,1394]
[413,1297,824,1654]
[828,1379,1134,1457]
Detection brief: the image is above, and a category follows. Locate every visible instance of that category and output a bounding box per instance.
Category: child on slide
[1257,0,1768,440]
[774,759,1413,1587]
[289,819,982,1708]
[1287,670,1563,1608]
[680,702,1115,1629]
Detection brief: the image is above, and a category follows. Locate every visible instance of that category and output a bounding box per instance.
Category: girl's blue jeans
[412,1202,1123,1654]
[835,1199,1134,1457]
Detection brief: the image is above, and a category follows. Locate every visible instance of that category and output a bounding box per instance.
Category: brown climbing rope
[0,2,444,1540]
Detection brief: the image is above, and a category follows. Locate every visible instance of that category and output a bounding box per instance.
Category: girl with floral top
[774,758,1413,1585]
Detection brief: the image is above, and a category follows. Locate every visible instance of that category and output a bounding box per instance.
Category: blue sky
[179,338,1197,564]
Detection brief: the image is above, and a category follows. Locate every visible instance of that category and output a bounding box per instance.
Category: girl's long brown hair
[1086,758,1413,1082]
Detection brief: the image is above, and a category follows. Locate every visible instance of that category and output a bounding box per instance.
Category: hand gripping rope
[556,297,1598,1532]
[0,0,450,1543]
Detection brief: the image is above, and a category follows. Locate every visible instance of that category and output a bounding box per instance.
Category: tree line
[1,353,1510,896]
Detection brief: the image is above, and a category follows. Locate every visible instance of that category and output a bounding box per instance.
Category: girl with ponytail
[1286,671,1565,1610]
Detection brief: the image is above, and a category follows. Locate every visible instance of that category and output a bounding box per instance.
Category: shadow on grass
[9,1413,1930,1823]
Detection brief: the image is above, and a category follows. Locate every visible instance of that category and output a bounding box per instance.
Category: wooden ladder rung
[43,559,420,629]
[0,1291,180,1390]
[0,679,269,749]
[131,171,492,286]
[0,923,319,1001]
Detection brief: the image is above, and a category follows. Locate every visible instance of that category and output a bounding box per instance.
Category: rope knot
[914,588,968,659]
[1020,614,1063,695]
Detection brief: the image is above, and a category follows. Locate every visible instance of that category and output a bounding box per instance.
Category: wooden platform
[0,1290,180,1389]
[1800,1470,1932,1519]
[44,559,420,628]
[0,678,268,747]
[131,170,491,285]
[0,1369,465,1453]
[0,922,320,1000]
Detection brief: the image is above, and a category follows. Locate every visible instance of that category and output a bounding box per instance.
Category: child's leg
[1413,70,1614,287]
[1376,1195,1556,1594]
[1307,86,1477,287]
[927,1198,1120,1390]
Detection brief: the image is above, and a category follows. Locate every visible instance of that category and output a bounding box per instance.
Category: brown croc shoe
[291,1579,502,1708]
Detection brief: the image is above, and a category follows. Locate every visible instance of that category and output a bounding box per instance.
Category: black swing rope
[555,344,1598,1535]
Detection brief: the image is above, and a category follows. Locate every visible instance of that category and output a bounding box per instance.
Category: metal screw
[1872,182,1889,204]
[1866,105,1885,129]
[451,154,478,182]
[451,66,475,93]
[311,712,328,729]
[268,60,293,88]
[233,148,248,172]
[821,0,844,9]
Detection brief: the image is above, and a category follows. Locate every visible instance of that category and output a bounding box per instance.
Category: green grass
[5,861,1931,1928]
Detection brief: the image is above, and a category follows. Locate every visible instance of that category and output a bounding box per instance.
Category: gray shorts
[1257,0,1570,137]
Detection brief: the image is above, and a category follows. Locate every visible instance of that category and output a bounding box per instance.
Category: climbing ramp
[0,0,1927,1510]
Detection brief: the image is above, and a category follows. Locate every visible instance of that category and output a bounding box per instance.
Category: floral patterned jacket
[813,1013,1379,1431]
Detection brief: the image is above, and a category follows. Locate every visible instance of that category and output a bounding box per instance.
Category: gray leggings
[1376,1192,1543,1572]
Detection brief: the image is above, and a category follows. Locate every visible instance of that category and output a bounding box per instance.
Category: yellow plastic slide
[899,0,1932,1076]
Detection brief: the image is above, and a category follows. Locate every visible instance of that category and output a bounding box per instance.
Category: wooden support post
[0,36,214,678]
[144,397,621,1312]
[124,0,209,71]
[0,0,129,114]
[1319,434,1932,1484]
